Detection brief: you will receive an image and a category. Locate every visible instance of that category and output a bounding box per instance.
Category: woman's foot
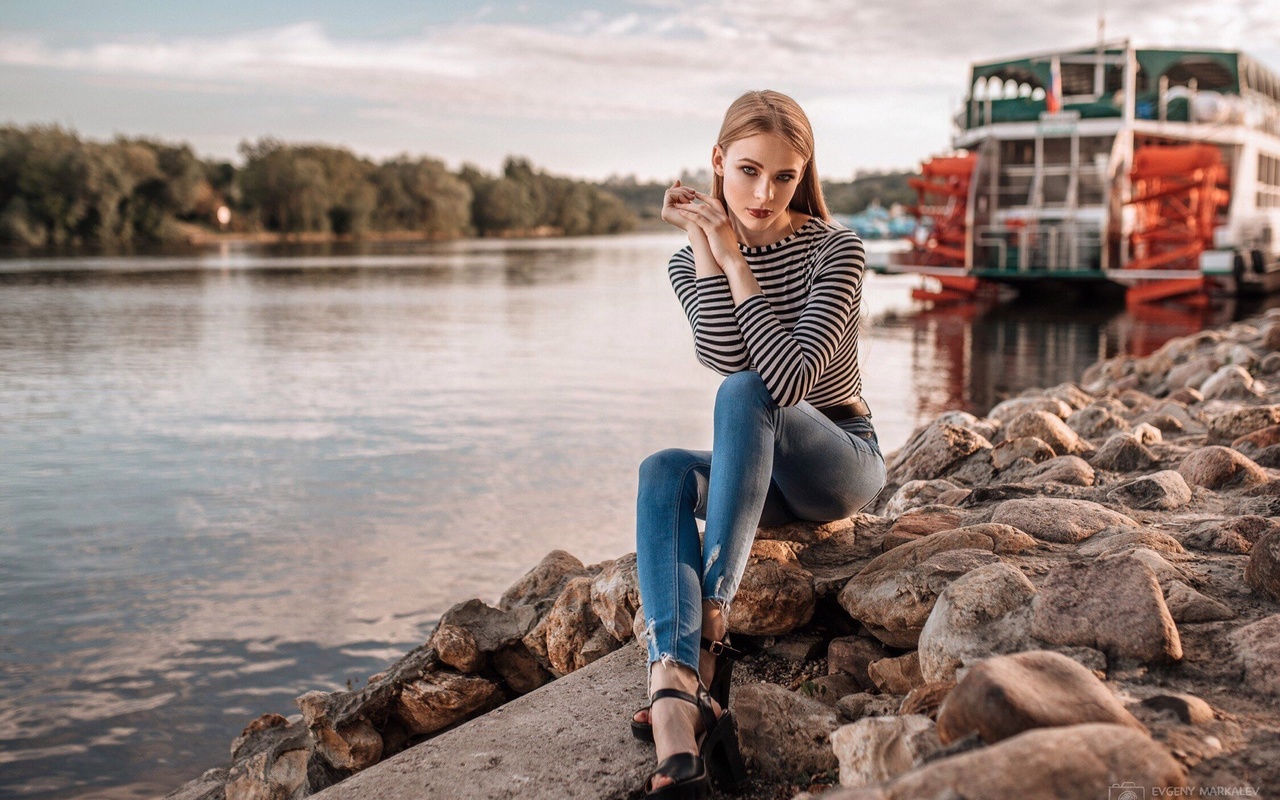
[634,602,729,732]
[645,664,722,794]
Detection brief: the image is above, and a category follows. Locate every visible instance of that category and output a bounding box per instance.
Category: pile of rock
[171,311,1280,799]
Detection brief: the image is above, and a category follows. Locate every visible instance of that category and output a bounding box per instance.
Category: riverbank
[168,309,1280,799]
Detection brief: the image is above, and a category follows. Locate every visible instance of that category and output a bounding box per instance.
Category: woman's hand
[673,190,743,270]
[660,180,699,232]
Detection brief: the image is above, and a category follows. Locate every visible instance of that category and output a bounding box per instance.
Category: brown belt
[817,396,872,422]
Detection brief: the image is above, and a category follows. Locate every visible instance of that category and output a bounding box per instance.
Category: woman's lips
[747,208,771,219]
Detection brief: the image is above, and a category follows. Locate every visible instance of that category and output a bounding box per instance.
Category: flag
[1047,55,1063,114]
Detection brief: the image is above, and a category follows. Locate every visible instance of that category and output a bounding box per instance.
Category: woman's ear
[711,145,725,177]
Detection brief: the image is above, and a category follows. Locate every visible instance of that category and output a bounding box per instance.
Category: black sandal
[632,636,741,743]
[642,686,748,798]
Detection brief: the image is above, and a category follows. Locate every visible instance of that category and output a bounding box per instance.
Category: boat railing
[974,222,1103,274]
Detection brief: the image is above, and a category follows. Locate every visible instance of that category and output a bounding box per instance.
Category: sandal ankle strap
[700,637,742,659]
[648,688,698,705]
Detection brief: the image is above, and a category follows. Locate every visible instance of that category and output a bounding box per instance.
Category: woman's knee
[715,371,772,410]
[638,448,700,496]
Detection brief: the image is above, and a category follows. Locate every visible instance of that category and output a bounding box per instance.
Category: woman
[634,90,887,798]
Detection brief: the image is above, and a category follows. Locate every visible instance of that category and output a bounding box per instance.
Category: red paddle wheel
[1123,144,1229,307]
[906,153,987,303]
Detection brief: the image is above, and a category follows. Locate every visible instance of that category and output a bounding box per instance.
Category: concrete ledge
[313,643,653,799]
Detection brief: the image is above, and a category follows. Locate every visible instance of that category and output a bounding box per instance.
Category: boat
[876,40,1280,309]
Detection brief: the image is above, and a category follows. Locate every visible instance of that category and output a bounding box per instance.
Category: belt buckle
[849,396,872,418]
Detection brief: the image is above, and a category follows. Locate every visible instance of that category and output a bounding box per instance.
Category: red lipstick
[747,208,771,219]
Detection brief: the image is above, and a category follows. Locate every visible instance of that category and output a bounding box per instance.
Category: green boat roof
[969,46,1262,97]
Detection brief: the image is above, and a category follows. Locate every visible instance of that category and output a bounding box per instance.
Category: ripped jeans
[635,371,887,675]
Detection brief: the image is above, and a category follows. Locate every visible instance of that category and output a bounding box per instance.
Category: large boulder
[817,723,1186,800]
[1245,530,1280,602]
[840,532,1015,648]
[394,671,503,736]
[886,421,992,484]
[1176,446,1269,490]
[733,682,841,779]
[917,562,1038,683]
[523,576,621,675]
[1229,614,1280,697]
[883,480,962,518]
[1091,433,1157,473]
[1065,405,1131,440]
[989,498,1137,544]
[830,714,942,788]
[729,559,815,636]
[590,553,640,641]
[935,650,1145,745]
[991,436,1055,471]
[499,550,590,613]
[1207,405,1280,444]
[430,599,537,674]
[988,396,1071,424]
[1005,410,1088,455]
[1030,551,1182,663]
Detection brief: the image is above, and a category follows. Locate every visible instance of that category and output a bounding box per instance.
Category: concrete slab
[312,643,655,800]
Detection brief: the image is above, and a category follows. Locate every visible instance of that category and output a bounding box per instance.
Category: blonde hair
[712,90,831,222]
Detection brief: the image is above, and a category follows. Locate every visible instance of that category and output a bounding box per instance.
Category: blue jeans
[635,371,887,674]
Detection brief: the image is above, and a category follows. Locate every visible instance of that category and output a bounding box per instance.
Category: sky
[2,0,1280,181]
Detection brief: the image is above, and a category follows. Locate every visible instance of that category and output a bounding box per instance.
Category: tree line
[0,126,636,247]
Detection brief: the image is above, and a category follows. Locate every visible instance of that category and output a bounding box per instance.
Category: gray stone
[1245,530,1280,602]
[1091,433,1157,473]
[988,396,1072,424]
[733,682,841,779]
[1019,455,1096,486]
[523,576,620,676]
[1065,405,1131,440]
[499,549,589,613]
[991,436,1055,471]
[1006,410,1087,455]
[1031,552,1182,663]
[728,558,815,636]
[936,650,1145,744]
[918,562,1038,683]
[886,421,992,484]
[867,651,925,695]
[1200,364,1259,400]
[1138,692,1216,725]
[431,599,538,674]
[1229,614,1280,696]
[989,498,1137,544]
[830,714,942,788]
[1075,528,1186,558]
[883,479,961,518]
[394,671,503,737]
[1162,580,1235,623]
[1207,405,1280,444]
[1106,470,1193,510]
[1177,446,1269,490]
[590,553,640,642]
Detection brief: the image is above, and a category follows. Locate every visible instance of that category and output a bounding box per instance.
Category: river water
[0,232,1252,797]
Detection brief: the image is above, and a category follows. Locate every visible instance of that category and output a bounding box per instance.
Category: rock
[1245,530,1280,601]
[867,652,925,695]
[499,549,589,613]
[798,525,888,597]
[167,768,230,800]
[1006,410,1088,455]
[1124,547,1193,585]
[828,636,891,691]
[1230,424,1280,457]
[936,650,1145,744]
[767,633,826,662]
[1183,515,1279,553]
[1106,470,1193,510]
[523,576,620,675]
[934,410,999,441]
[1206,405,1280,444]
[225,749,310,800]
[988,396,1071,424]
[804,673,866,707]
[1262,352,1280,373]
[830,714,942,788]
[841,530,1022,648]
[1200,364,1259,400]
[1165,355,1219,393]
[989,498,1137,544]
[589,553,640,642]
[1177,446,1269,490]
[1030,552,1182,663]
[917,562,1038,683]
[1045,383,1094,410]
[885,421,992,484]
[1138,692,1216,725]
[1075,528,1186,558]
[749,538,801,565]
[394,671,503,736]
[490,643,552,695]
[1118,388,1158,413]
[991,436,1055,470]
[1019,455,1096,486]
[898,681,955,720]
[835,692,901,721]
[728,559,815,636]
[1229,614,1280,696]
[1132,422,1163,444]
[758,514,864,544]
[1065,405,1131,440]
[1091,433,1157,473]
[885,505,967,537]
[733,682,841,779]
[818,723,1186,800]
[1143,412,1186,434]
[310,718,382,772]
[1253,444,1280,468]
[883,480,961,518]
[1163,580,1235,623]
[1167,386,1205,405]
[430,599,538,674]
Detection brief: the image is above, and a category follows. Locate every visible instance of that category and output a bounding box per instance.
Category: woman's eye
[741,166,757,176]
[778,175,794,182]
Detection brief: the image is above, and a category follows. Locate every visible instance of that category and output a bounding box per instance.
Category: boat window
[1163,58,1236,91]
[1031,87,1046,101]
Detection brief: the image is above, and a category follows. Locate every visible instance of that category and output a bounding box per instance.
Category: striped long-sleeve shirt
[668,217,865,408]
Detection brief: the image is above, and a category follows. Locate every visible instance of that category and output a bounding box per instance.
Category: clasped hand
[661,180,743,269]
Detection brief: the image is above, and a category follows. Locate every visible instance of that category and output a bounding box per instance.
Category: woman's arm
[668,242,751,375]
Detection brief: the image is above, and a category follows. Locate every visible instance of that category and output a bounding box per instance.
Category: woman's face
[713,133,808,244]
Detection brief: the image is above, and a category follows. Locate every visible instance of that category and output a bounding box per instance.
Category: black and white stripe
[668,217,865,408]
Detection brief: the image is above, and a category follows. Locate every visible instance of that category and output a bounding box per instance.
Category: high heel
[642,685,748,798]
[632,636,740,743]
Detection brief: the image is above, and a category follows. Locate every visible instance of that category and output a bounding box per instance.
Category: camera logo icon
[1109,783,1147,800]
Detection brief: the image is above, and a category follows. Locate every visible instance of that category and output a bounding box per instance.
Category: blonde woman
[633,90,886,798]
